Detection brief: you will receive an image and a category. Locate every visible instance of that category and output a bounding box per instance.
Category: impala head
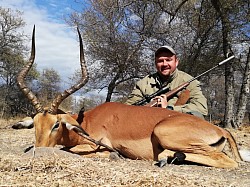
[17,25,89,147]
[33,108,85,147]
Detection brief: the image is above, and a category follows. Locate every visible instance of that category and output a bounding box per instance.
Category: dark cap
[155,45,176,56]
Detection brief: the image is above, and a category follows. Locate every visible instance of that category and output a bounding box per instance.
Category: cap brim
[155,46,176,56]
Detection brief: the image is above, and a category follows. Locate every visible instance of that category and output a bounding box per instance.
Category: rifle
[132,55,235,107]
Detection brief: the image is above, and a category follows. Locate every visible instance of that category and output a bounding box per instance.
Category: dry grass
[0,118,250,187]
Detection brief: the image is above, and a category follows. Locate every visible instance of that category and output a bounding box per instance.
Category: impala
[17,26,249,168]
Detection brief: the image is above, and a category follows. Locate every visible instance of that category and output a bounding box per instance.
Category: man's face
[155,51,179,78]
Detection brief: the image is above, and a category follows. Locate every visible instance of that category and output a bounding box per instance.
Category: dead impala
[17,26,249,168]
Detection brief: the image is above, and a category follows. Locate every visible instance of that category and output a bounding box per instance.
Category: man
[125,45,208,118]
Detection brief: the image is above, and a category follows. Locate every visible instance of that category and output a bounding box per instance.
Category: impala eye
[52,121,60,131]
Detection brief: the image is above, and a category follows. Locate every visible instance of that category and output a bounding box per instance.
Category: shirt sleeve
[124,82,145,105]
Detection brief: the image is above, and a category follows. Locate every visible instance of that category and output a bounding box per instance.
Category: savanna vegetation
[1,0,249,128]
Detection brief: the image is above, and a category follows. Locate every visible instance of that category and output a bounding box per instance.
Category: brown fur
[34,102,242,168]
[175,89,190,106]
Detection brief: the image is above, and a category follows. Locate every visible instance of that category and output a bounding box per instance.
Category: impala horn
[48,27,89,114]
[17,25,43,113]
[17,25,89,114]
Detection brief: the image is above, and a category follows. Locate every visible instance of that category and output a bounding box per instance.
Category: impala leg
[153,121,238,168]
[157,149,238,168]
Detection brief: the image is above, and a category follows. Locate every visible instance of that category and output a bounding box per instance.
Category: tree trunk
[105,72,120,102]
[235,47,250,126]
[211,0,236,128]
[224,65,236,128]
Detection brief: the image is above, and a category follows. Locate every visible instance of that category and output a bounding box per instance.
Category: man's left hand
[153,94,168,108]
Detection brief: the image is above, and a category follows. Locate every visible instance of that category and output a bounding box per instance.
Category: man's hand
[153,94,168,108]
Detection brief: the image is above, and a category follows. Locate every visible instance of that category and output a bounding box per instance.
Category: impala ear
[64,122,89,136]
[60,114,89,136]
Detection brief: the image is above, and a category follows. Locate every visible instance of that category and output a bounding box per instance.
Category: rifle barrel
[132,55,235,106]
[189,55,235,82]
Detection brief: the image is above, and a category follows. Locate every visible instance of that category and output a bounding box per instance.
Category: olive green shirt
[125,69,208,116]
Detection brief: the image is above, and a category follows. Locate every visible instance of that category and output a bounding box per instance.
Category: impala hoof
[109,152,120,161]
[170,152,186,164]
[12,121,34,129]
[155,159,168,167]
[12,117,34,129]
[24,145,34,153]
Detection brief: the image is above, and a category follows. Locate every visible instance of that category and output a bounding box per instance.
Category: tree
[60,95,75,113]
[69,0,225,102]
[0,7,38,117]
[235,47,250,127]
[211,0,250,127]
[37,68,61,106]
[68,0,150,102]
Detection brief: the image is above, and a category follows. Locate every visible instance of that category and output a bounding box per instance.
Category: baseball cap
[155,45,176,56]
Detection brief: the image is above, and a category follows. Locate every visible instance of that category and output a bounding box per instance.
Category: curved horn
[17,25,44,113]
[49,27,89,114]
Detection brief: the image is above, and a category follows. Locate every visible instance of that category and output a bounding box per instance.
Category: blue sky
[1,0,87,87]
[34,0,84,21]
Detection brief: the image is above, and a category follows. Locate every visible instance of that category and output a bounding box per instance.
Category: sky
[1,0,87,87]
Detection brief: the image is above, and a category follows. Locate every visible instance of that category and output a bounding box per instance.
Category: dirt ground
[0,118,250,187]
